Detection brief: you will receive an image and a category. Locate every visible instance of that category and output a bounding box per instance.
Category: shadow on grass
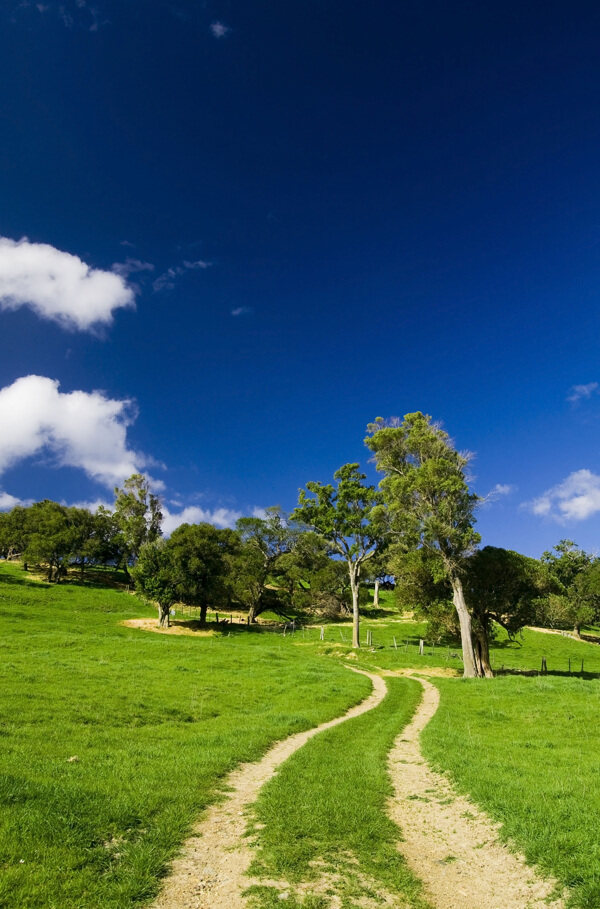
[0,570,50,590]
[496,667,600,681]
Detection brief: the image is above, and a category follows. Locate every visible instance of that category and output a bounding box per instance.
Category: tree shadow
[495,667,600,681]
[0,570,50,590]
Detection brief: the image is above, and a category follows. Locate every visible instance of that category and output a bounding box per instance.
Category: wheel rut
[151,668,387,909]
[387,676,566,909]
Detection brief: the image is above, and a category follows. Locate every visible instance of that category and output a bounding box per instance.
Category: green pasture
[0,563,370,908]
[3,562,600,908]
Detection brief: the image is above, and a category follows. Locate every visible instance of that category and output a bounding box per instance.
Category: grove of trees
[2,413,600,676]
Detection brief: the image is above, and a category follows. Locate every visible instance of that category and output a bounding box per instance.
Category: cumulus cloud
[152,259,211,292]
[567,382,599,404]
[210,21,230,38]
[0,375,157,489]
[523,469,600,521]
[161,505,241,535]
[0,491,28,511]
[0,237,135,331]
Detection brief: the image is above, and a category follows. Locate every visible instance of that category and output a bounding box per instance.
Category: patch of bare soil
[120,618,215,637]
[387,677,566,909]
[151,669,386,909]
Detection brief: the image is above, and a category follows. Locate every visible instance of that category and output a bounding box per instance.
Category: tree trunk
[451,576,479,678]
[474,626,494,678]
[200,604,208,625]
[248,603,257,624]
[373,579,380,607]
[350,564,360,648]
[158,603,170,627]
[47,565,53,583]
[573,623,581,638]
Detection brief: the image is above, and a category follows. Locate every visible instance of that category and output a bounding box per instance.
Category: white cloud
[0,375,157,489]
[0,491,28,511]
[152,259,211,292]
[231,306,253,316]
[491,483,514,496]
[567,382,599,404]
[161,505,241,535]
[210,21,230,38]
[0,237,135,331]
[523,469,600,522]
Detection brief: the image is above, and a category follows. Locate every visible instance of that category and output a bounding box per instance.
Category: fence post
[419,639,424,656]
[393,636,398,650]
[320,626,325,641]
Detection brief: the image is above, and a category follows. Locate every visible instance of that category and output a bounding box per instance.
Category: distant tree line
[3,413,600,678]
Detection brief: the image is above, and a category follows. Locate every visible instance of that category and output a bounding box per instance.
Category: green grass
[422,675,600,908]
[246,677,432,909]
[0,563,371,908]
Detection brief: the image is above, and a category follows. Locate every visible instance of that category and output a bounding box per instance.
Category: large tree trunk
[248,603,257,624]
[200,604,208,625]
[451,576,480,678]
[473,626,494,678]
[373,579,380,607]
[350,564,360,648]
[573,622,581,638]
[158,603,170,627]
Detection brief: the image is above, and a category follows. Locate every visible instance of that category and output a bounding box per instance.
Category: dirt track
[387,676,566,909]
[151,668,387,909]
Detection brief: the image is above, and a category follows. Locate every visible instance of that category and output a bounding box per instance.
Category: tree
[293,464,383,648]
[540,542,600,636]
[233,507,298,622]
[463,547,548,676]
[278,531,353,617]
[22,501,80,582]
[366,413,482,678]
[131,540,177,626]
[168,523,239,623]
[113,474,162,575]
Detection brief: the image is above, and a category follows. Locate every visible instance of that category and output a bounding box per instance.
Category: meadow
[0,563,370,908]
[3,564,600,908]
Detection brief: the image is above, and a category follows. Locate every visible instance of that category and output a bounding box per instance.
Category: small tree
[366,413,481,677]
[293,464,383,648]
[168,523,239,623]
[463,547,547,675]
[539,543,600,636]
[131,540,177,627]
[233,507,298,622]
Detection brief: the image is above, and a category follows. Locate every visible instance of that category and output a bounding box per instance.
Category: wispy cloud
[0,375,162,490]
[210,20,230,38]
[486,482,515,502]
[0,236,135,331]
[13,0,103,31]
[153,259,211,292]
[567,382,599,404]
[522,469,600,522]
[111,258,154,279]
[231,306,253,317]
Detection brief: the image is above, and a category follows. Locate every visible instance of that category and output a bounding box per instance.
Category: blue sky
[1,0,600,555]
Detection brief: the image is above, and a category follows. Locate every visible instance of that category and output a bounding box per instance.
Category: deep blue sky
[1,0,600,555]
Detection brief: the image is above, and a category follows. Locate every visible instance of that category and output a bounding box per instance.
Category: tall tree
[113,474,162,575]
[366,413,481,678]
[293,464,383,648]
